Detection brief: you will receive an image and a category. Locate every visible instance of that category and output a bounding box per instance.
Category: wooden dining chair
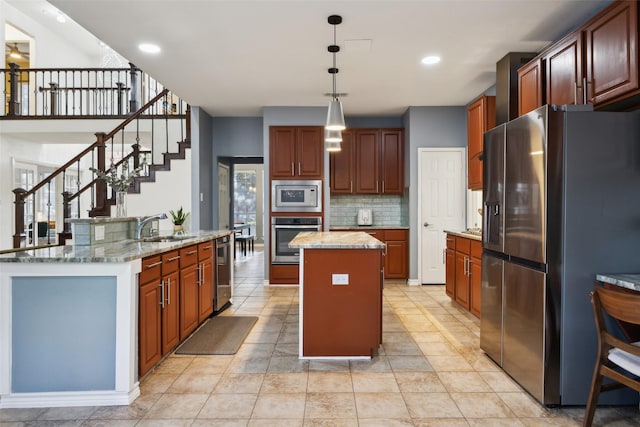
[584,284,640,426]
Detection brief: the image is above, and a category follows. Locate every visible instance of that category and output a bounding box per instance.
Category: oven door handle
[273,225,321,229]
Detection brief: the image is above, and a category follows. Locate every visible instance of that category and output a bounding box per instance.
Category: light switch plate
[332,273,349,285]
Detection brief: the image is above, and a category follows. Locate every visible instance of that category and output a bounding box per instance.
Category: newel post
[58,191,73,245]
[8,63,21,116]
[129,63,140,113]
[13,188,27,248]
[185,105,191,142]
[90,132,109,217]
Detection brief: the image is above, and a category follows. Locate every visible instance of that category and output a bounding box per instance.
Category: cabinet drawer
[446,234,456,250]
[364,229,385,241]
[198,240,214,260]
[180,245,199,267]
[385,229,407,241]
[162,250,181,274]
[471,240,483,258]
[455,236,471,254]
[140,255,162,284]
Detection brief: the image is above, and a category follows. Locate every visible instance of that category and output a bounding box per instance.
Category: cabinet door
[139,279,162,377]
[179,264,199,340]
[470,256,482,318]
[198,242,215,322]
[466,96,495,190]
[269,127,296,178]
[296,127,323,179]
[584,0,638,105]
[161,270,180,355]
[385,240,407,279]
[380,129,404,194]
[544,32,583,106]
[455,252,470,309]
[355,130,380,193]
[445,248,456,298]
[330,130,354,194]
[518,57,545,115]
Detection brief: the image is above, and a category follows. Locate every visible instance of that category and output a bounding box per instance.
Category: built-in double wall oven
[271,216,322,264]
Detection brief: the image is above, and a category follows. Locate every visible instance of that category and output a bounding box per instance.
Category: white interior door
[418,148,465,284]
[218,163,230,230]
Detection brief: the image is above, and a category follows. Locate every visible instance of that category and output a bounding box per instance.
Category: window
[234,169,256,227]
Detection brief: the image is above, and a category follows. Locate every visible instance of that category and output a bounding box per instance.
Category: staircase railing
[12,88,191,248]
[1,63,180,118]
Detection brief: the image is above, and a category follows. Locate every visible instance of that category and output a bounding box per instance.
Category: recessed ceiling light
[421,55,441,65]
[138,43,161,54]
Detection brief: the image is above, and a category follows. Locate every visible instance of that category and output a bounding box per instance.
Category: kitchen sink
[140,235,191,243]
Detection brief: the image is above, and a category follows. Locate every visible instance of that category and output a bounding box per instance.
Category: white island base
[0,261,141,408]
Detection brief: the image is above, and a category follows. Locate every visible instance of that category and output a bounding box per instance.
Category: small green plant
[169,207,190,225]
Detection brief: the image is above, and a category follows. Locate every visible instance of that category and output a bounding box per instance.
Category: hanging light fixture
[324,129,342,152]
[325,15,346,133]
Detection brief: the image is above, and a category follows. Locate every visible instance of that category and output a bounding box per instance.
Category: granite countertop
[0,230,233,263]
[596,273,640,292]
[444,229,482,241]
[330,225,409,230]
[289,231,386,249]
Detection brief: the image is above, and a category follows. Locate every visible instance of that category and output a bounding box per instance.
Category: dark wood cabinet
[384,229,408,279]
[469,240,483,318]
[330,128,404,195]
[544,32,583,106]
[179,245,200,340]
[198,241,214,323]
[329,130,354,194]
[445,235,455,298]
[466,96,495,190]
[355,129,380,193]
[445,233,481,317]
[269,126,323,179]
[584,0,638,105]
[160,251,181,356]
[517,0,640,114]
[518,57,545,115]
[138,255,162,377]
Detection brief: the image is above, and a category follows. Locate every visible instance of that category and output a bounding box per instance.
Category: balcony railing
[2,63,182,118]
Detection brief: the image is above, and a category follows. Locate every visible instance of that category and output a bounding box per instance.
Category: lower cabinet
[445,233,482,318]
[350,228,408,280]
[139,239,217,378]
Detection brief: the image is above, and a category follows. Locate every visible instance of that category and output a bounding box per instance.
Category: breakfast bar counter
[289,231,385,359]
[0,230,232,409]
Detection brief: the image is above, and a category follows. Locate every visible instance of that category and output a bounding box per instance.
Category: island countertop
[0,230,232,263]
[595,273,640,292]
[289,231,386,249]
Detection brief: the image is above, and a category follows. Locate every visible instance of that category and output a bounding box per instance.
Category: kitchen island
[289,231,385,359]
[0,230,232,409]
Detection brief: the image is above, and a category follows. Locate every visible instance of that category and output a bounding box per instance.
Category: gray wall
[191,107,213,230]
[405,106,467,282]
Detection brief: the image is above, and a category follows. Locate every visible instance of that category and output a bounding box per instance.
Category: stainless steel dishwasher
[214,235,231,313]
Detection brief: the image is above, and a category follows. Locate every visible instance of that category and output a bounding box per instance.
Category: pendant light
[325,15,346,133]
[324,129,342,152]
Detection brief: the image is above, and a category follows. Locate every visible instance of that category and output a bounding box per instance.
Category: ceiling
[25,1,613,116]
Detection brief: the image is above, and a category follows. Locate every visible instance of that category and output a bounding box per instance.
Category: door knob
[423,222,429,227]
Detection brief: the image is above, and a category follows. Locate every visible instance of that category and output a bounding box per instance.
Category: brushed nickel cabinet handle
[145,261,162,269]
[159,280,165,308]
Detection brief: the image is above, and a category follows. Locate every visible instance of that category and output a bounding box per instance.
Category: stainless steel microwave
[271,180,322,212]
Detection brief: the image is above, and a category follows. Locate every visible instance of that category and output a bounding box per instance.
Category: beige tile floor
[2,245,640,426]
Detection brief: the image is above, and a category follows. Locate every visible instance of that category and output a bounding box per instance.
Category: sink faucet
[135,213,168,240]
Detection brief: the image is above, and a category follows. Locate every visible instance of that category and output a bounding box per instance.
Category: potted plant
[169,207,189,234]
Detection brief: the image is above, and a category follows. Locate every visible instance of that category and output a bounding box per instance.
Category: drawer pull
[202,245,213,250]
[186,250,198,255]
[166,255,181,262]
[145,261,162,269]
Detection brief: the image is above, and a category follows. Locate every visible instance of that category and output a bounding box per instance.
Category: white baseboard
[0,387,140,408]
[407,278,420,286]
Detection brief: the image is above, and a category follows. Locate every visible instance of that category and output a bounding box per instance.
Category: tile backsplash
[330,192,409,227]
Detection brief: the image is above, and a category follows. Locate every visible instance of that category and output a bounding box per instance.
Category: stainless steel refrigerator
[480,104,640,406]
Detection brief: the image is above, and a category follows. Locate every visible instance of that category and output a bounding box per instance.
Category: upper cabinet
[270,126,323,180]
[518,58,544,116]
[466,96,495,191]
[517,0,639,114]
[330,128,404,195]
[584,0,638,105]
